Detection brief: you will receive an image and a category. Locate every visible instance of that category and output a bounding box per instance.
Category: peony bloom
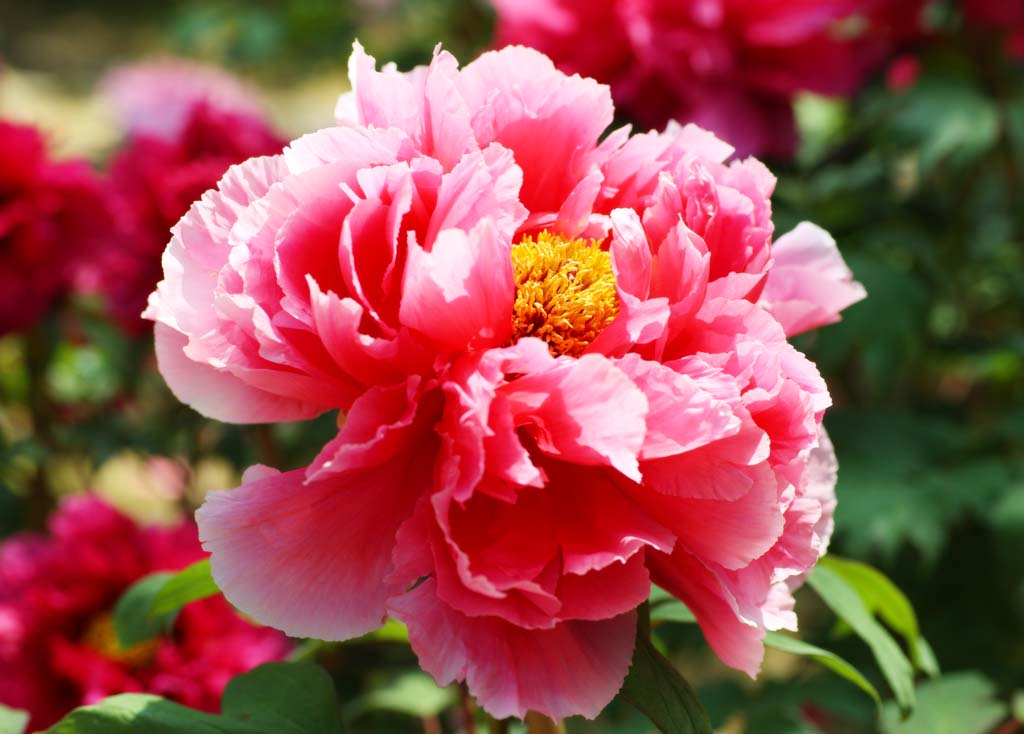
[0,120,114,336]
[961,0,1024,59]
[79,60,286,334]
[146,44,865,720]
[490,0,922,158]
[0,495,290,731]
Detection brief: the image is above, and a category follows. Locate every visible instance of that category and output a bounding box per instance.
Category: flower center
[82,613,159,669]
[510,231,619,357]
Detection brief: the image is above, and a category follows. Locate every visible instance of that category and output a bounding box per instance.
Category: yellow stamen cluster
[82,613,160,669]
[510,231,619,357]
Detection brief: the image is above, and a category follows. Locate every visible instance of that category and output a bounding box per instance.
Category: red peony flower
[0,495,291,731]
[78,61,286,334]
[0,120,114,337]
[490,0,923,157]
[962,0,1024,59]
[146,44,864,720]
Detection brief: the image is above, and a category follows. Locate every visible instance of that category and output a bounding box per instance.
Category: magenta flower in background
[78,60,286,334]
[490,0,923,158]
[0,120,114,336]
[0,495,290,732]
[145,43,864,719]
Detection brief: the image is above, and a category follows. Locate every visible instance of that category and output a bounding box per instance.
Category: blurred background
[1,1,1022,732]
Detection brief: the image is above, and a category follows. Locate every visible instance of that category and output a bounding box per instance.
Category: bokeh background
[1,1,1022,732]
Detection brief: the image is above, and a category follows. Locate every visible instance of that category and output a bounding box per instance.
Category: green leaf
[650,600,697,625]
[880,672,1008,734]
[113,573,176,648]
[651,597,881,706]
[0,704,29,734]
[763,632,881,705]
[807,563,916,710]
[150,559,220,617]
[620,618,713,734]
[221,662,343,734]
[47,694,251,734]
[48,664,342,734]
[819,556,939,677]
[350,672,455,719]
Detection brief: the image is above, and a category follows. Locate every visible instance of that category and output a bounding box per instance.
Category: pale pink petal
[390,580,637,720]
[154,324,322,424]
[760,222,867,337]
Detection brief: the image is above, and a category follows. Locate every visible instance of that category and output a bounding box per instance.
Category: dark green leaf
[221,662,343,734]
[807,564,916,710]
[0,704,29,734]
[620,632,713,734]
[763,632,881,705]
[880,673,1007,734]
[150,559,220,617]
[113,573,176,648]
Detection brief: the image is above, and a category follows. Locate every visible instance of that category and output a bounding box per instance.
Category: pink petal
[502,354,648,481]
[390,579,637,720]
[760,222,867,337]
[649,549,765,677]
[154,324,322,423]
[400,221,515,352]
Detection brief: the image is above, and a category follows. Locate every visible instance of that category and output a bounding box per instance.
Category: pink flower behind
[0,495,290,731]
[0,121,115,336]
[79,60,286,334]
[147,43,865,720]
[490,0,923,157]
[962,0,1024,59]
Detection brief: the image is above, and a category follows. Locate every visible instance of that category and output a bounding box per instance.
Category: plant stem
[459,682,478,734]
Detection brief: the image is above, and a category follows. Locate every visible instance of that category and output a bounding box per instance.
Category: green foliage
[347,672,454,721]
[112,572,177,649]
[880,672,1008,734]
[763,632,881,706]
[0,705,29,734]
[620,633,713,734]
[807,563,916,709]
[149,559,221,617]
[48,663,341,734]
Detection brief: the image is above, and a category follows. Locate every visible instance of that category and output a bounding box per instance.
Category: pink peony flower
[0,495,290,731]
[78,61,286,334]
[0,120,115,336]
[489,0,923,158]
[146,44,865,720]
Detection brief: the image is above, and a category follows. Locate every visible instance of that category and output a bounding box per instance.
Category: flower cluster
[0,121,114,336]
[146,44,864,720]
[79,60,286,334]
[0,496,290,731]
[490,0,922,157]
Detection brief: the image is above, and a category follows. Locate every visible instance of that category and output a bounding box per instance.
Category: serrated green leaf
[620,619,713,734]
[0,704,29,734]
[819,556,938,677]
[880,672,1007,734]
[763,632,881,705]
[113,573,176,648]
[150,559,220,617]
[221,662,343,734]
[808,564,916,710]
